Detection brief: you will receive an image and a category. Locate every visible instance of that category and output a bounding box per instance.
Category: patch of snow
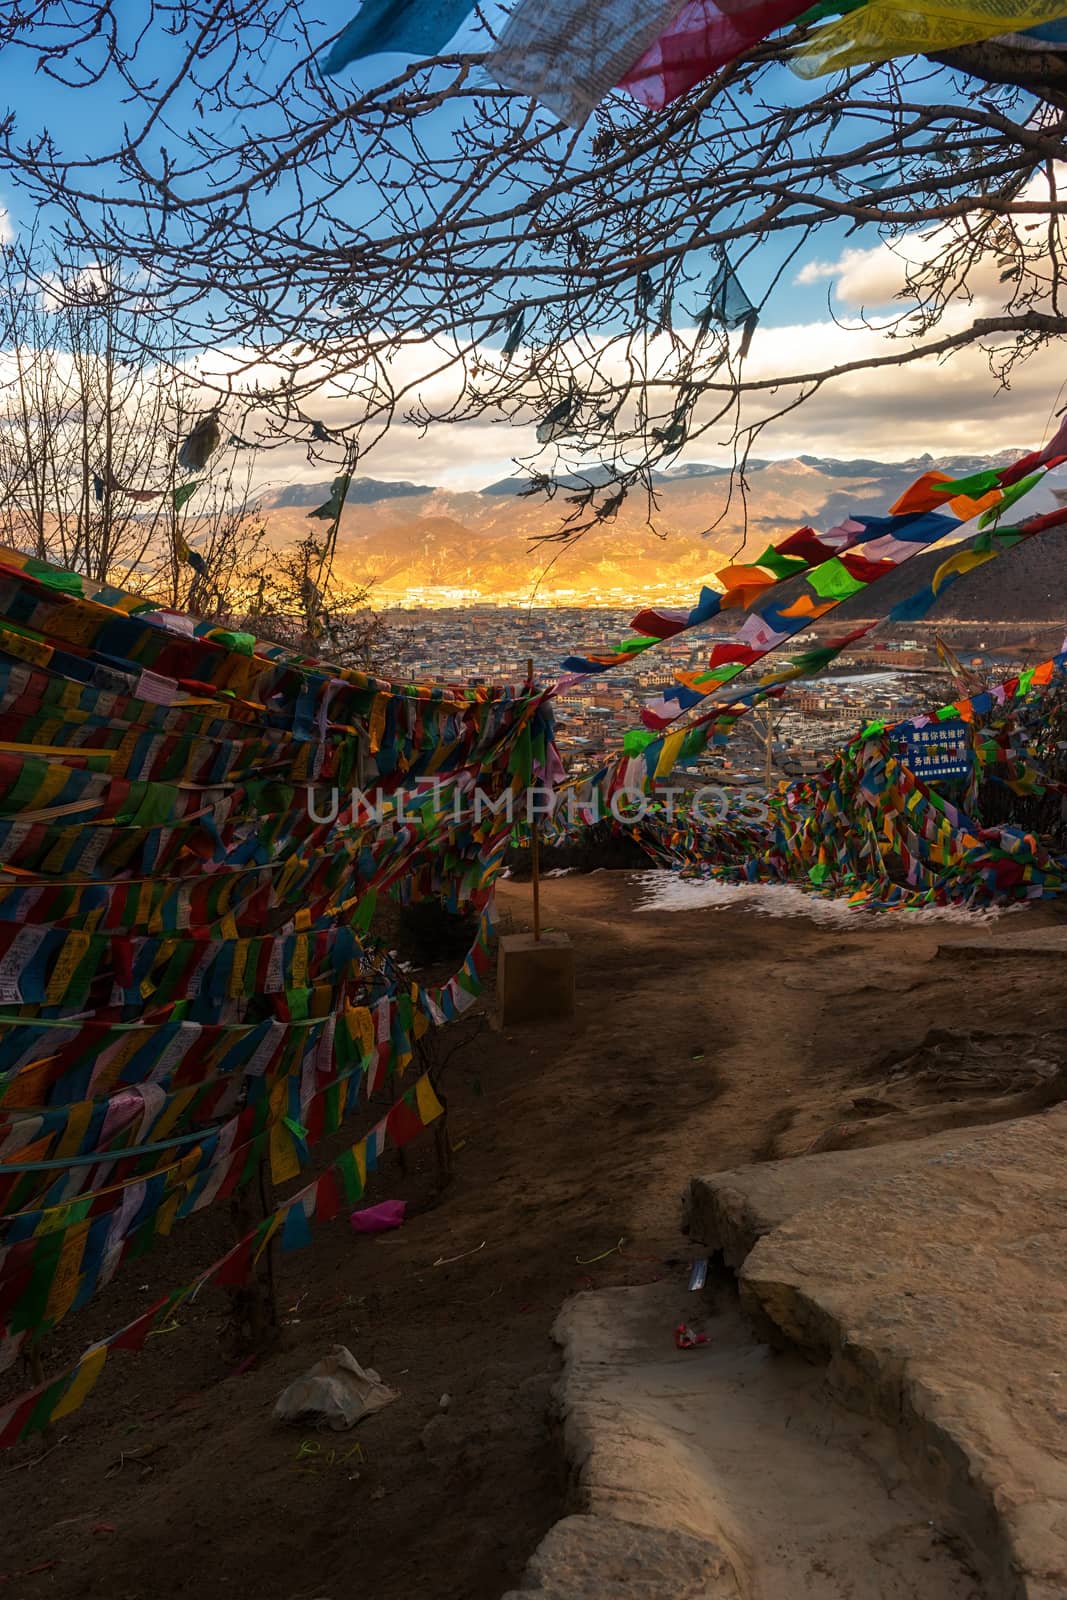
[630,871,1018,927]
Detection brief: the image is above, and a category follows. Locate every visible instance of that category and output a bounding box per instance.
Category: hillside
[835,523,1067,624]
[255,451,1066,612]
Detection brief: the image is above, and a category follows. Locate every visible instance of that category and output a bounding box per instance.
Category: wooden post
[531,816,542,942]
[527,658,541,941]
[432,1083,454,1189]
[257,1157,279,1333]
[28,1345,53,1443]
[225,1160,279,1357]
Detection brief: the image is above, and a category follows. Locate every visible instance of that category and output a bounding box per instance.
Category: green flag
[172,480,203,512]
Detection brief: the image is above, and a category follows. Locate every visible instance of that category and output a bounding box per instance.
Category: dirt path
[1,873,1062,1600]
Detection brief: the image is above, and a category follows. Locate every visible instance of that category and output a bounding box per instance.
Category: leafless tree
[0,3,1063,540]
[0,237,271,590]
[0,237,384,662]
[233,531,383,662]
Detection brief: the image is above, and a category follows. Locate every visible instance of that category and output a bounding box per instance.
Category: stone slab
[497,930,575,1026]
[501,1513,735,1600]
[691,1104,1067,1600]
[503,1281,979,1600]
[688,1117,1011,1266]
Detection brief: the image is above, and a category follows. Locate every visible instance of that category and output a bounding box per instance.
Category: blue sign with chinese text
[900,720,971,780]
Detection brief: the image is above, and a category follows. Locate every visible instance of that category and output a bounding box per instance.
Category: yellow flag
[368,695,388,753]
[45,929,91,1005]
[416,1074,445,1126]
[270,1120,302,1184]
[794,0,1067,75]
[654,729,686,782]
[345,1005,375,1067]
[45,1228,88,1325]
[52,1343,109,1422]
[932,546,995,596]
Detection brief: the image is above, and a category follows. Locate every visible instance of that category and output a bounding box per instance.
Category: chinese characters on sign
[900,721,972,781]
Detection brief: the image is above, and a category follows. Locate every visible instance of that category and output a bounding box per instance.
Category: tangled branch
[0,1,1064,535]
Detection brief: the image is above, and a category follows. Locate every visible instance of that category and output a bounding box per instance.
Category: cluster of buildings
[381,606,1059,785]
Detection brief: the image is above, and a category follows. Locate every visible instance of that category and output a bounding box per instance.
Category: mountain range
[255,451,1067,613]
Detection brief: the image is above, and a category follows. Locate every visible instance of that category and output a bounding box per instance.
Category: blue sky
[0,9,864,327]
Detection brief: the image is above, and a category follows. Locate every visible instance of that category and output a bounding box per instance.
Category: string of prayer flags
[555,494,1067,821]
[0,543,558,1396]
[320,0,804,122]
[318,0,1067,122]
[888,510,1067,625]
[645,499,1067,731]
[559,476,970,685]
[0,1072,445,1446]
[558,440,1066,768]
[638,652,1067,910]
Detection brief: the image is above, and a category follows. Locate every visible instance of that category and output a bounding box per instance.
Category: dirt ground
[2,872,1064,1600]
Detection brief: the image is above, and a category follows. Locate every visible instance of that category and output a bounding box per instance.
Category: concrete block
[497,930,575,1026]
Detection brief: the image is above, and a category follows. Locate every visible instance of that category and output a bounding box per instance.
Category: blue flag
[321,0,477,74]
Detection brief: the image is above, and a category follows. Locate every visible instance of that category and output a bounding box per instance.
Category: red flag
[619,0,812,110]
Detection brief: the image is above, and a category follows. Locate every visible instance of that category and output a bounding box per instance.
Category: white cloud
[792,165,1066,315]
[8,272,1053,510]
[794,239,944,306]
[242,420,522,498]
[726,323,1067,461]
[220,312,1067,494]
[186,337,529,495]
[177,164,1067,492]
[791,230,1023,313]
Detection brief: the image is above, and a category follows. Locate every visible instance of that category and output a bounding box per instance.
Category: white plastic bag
[273,1345,398,1431]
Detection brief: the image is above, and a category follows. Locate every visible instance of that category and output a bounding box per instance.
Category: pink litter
[350,1200,406,1235]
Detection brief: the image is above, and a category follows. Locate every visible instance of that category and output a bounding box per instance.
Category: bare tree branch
[0,3,1064,537]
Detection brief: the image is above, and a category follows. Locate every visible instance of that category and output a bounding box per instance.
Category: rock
[505,1280,977,1599]
[850,1095,900,1115]
[692,1104,1067,1599]
[501,1515,736,1599]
